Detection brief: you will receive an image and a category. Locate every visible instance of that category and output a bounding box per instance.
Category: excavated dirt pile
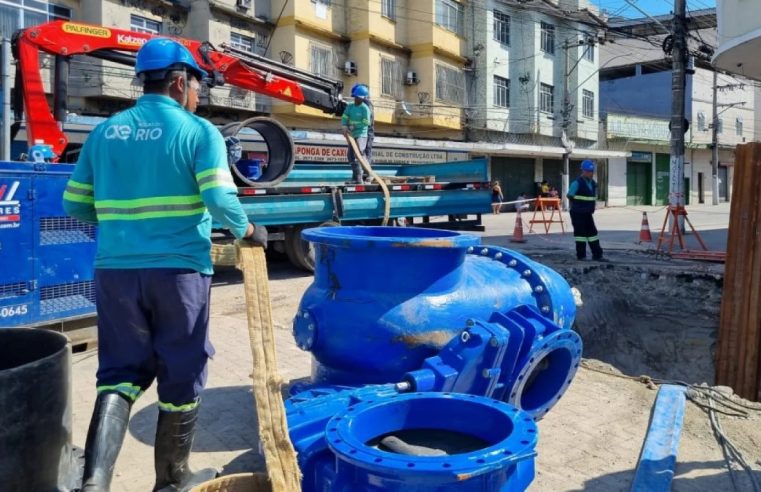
[532,251,724,384]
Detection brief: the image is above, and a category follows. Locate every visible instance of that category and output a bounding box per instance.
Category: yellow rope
[235,242,301,491]
[346,134,391,226]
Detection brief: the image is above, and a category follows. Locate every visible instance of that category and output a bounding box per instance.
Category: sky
[592,0,716,18]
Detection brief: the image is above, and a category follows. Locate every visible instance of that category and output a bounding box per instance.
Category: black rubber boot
[153,407,217,492]
[81,392,132,491]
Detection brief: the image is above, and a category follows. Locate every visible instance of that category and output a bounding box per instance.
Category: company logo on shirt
[104,125,163,141]
[0,181,21,229]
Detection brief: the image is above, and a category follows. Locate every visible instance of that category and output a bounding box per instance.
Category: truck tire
[285,222,338,272]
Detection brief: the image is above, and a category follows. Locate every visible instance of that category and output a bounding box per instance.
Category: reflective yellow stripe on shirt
[573,195,597,202]
[63,180,95,204]
[95,194,205,221]
[196,168,237,192]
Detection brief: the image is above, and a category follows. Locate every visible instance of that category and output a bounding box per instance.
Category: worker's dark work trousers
[94,268,214,410]
[347,136,368,182]
[570,211,603,260]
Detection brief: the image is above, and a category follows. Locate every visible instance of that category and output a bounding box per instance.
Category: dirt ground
[69,205,761,491]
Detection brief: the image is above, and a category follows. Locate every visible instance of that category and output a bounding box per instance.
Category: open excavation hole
[559,260,723,383]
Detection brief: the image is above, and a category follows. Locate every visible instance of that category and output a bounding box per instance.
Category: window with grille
[381,58,403,99]
[494,76,509,108]
[436,0,464,36]
[582,89,594,118]
[540,83,554,114]
[540,22,555,55]
[493,10,510,46]
[130,15,161,35]
[382,0,396,20]
[717,117,724,134]
[310,43,333,78]
[311,0,331,5]
[230,32,256,53]
[0,0,71,39]
[697,111,706,131]
[435,64,465,104]
[736,117,743,136]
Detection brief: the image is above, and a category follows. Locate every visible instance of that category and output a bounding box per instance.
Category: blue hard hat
[351,83,369,98]
[581,160,595,172]
[135,38,208,80]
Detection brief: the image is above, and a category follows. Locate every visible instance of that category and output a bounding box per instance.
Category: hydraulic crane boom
[12,20,346,158]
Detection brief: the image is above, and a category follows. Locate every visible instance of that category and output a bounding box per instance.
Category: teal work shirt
[63,94,249,275]
[341,102,371,138]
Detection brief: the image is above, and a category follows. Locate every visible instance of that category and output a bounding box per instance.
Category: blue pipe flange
[294,308,318,351]
[466,245,577,329]
[499,305,583,420]
[325,392,537,491]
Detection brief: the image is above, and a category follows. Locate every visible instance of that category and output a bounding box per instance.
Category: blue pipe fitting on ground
[286,387,537,491]
[295,226,578,388]
[403,304,583,420]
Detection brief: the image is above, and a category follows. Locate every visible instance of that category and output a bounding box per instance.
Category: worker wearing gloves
[63,38,266,492]
[341,84,372,184]
[567,160,606,262]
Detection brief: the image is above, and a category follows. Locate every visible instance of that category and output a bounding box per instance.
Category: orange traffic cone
[638,211,653,243]
[510,210,527,243]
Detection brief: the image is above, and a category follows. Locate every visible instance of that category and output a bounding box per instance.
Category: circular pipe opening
[0,329,68,371]
[336,395,514,451]
[221,117,294,189]
[518,347,574,412]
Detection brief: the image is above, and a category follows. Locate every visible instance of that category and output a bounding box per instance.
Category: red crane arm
[13,20,344,157]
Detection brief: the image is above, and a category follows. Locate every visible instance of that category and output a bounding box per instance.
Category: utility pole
[711,70,720,206]
[669,0,687,230]
[562,38,571,211]
[1,38,10,161]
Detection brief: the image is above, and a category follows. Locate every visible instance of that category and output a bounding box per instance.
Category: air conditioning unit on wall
[405,71,419,85]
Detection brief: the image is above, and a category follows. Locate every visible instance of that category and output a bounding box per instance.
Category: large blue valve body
[294,227,578,387]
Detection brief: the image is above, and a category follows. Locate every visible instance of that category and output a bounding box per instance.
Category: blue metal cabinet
[0,162,96,327]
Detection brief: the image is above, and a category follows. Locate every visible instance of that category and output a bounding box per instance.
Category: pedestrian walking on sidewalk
[63,38,267,491]
[491,180,504,214]
[567,160,606,261]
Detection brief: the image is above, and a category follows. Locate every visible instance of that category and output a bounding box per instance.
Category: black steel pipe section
[0,329,79,490]
[220,116,295,188]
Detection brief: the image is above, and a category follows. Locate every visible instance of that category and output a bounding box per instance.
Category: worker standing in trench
[341,83,372,183]
[62,38,266,491]
[567,160,607,262]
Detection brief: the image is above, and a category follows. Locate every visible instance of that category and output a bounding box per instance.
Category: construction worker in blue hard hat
[64,37,267,491]
[567,160,607,262]
[351,83,375,178]
[342,83,372,183]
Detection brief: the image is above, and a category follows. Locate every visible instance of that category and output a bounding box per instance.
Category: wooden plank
[717,142,761,400]
[740,144,761,398]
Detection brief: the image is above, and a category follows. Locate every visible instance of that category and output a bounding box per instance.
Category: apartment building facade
[465,0,606,199]
[600,29,755,206]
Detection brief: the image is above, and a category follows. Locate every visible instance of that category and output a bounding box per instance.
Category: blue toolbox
[0,162,96,328]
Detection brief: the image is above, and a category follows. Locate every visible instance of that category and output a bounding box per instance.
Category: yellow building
[268,0,468,139]
[2,0,469,138]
